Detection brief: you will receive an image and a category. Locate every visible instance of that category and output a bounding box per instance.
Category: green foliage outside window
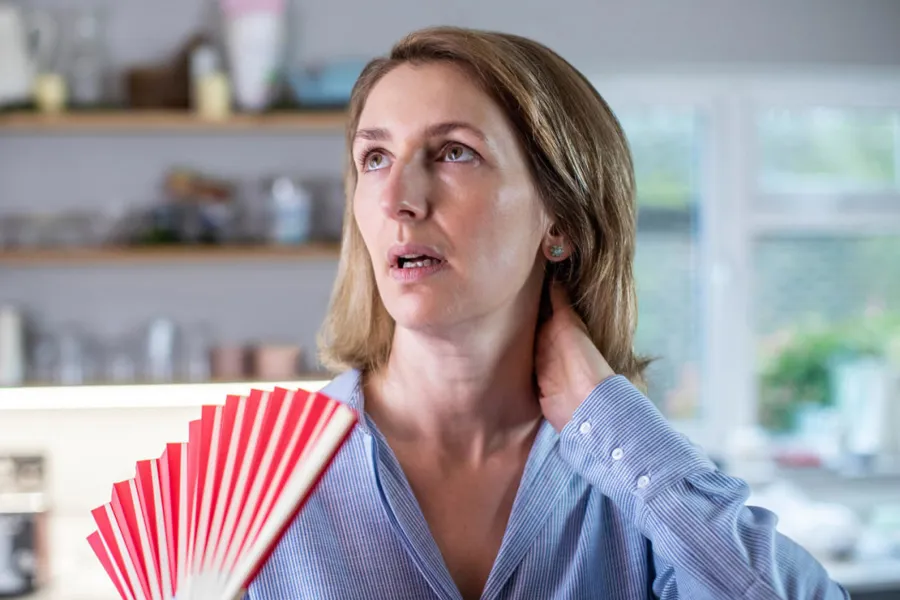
[758,311,900,432]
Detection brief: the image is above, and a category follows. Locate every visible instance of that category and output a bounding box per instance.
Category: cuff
[558,375,715,511]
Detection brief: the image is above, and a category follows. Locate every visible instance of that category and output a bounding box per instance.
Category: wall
[3,0,899,369]
[21,0,900,70]
[0,132,347,371]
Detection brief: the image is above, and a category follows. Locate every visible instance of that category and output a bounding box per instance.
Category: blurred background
[0,0,899,598]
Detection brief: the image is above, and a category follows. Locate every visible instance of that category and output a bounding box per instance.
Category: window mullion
[702,90,757,455]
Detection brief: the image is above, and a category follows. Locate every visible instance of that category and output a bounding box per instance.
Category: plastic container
[267,176,313,245]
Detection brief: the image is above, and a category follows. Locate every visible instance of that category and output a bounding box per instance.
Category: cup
[251,344,300,380]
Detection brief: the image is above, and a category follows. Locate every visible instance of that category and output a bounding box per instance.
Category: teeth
[400,258,437,269]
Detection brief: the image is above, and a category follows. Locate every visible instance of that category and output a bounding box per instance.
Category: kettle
[0,3,57,106]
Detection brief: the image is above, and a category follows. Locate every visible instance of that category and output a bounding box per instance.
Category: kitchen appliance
[0,454,49,598]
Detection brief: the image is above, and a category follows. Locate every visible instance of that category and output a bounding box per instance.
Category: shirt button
[611,447,624,461]
[579,421,592,435]
[637,475,651,489]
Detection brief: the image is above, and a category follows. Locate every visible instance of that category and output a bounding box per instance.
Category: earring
[549,245,564,258]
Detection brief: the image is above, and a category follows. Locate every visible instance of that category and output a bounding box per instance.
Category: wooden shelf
[0,243,342,266]
[0,377,335,410]
[12,373,334,389]
[0,109,348,133]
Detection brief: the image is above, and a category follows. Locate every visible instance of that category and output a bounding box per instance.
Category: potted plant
[758,311,900,433]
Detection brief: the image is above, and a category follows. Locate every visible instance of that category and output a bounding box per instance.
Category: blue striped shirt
[247,370,849,599]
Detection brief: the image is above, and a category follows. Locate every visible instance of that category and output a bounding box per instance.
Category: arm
[557,375,850,600]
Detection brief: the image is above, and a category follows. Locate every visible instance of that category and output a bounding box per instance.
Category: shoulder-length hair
[317,26,649,385]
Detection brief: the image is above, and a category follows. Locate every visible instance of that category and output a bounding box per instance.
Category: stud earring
[549,245,564,258]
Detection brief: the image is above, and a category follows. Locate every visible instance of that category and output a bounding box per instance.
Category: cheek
[352,186,378,244]
[460,183,544,275]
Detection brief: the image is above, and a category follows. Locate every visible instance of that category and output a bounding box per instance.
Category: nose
[380,159,429,222]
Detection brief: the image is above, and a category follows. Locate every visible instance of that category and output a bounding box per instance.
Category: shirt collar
[317,368,563,452]
[318,368,371,435]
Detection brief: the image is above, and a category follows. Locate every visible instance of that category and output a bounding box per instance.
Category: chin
[385,296,449,330]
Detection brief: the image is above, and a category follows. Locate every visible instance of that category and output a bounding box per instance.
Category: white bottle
[0,305,25,386]
[269,177,313,245]
[224,10,286,112]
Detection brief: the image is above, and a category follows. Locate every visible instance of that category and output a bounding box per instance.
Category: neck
[364,302,544,466]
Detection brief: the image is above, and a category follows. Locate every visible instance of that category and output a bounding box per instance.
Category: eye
[360,150,391,172]
[440,143,477,163]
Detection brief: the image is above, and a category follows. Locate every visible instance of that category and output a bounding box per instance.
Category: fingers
[548,279,572,314]
[548,279,591,335]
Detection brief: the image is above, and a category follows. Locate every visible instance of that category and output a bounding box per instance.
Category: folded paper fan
[87,386,357,600]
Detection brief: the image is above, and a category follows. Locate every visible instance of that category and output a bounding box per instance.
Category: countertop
[822,558,900,593]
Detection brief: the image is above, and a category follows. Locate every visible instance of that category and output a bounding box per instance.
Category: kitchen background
[1,0,900,598]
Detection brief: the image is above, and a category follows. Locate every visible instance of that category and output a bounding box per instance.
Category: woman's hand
[535,281,616,432]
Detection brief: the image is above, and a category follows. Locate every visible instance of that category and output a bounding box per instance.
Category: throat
[367,347,543,461]
[391,442,529,600]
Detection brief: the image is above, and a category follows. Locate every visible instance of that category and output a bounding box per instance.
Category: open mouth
[395,254,444,269]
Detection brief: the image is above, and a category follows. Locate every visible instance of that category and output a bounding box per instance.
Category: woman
[247,26,848,600]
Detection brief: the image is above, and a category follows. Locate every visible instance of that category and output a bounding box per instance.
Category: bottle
[33,74,67,114]
[0,306,25,386]
[68,8,107,106]
[190,43,231,121]
[268,177,313,246]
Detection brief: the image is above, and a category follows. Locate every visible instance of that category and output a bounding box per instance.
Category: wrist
[575,361,615,401]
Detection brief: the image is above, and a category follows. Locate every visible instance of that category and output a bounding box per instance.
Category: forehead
[356,62,508,137]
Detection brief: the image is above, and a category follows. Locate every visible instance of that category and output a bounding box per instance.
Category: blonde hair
[317,26,649,385]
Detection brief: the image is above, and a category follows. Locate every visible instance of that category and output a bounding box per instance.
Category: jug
[0,3,58,106]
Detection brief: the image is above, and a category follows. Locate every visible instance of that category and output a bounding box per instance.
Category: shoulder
[306,368,369,472]
[313,369,363,409]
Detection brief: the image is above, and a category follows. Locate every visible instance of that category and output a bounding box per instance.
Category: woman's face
[352,61,549,332]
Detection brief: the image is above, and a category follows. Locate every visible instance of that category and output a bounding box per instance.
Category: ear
[542,224,569,262]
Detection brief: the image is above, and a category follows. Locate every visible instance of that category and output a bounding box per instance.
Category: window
[622,109,701,209]
[751,106,900,439]
[758,108,899,194]
[594,72,900,455]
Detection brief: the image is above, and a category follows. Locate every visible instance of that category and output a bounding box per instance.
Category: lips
[387,244,446,269]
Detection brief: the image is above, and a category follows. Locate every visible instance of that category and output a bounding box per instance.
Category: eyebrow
[353,121,487,144]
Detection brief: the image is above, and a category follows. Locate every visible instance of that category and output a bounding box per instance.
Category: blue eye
[441,144,476,163]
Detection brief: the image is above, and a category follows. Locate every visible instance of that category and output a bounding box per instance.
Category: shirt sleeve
[557,375,850,600]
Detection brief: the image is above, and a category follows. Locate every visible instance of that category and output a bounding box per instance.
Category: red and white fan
[86,386,357,600]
